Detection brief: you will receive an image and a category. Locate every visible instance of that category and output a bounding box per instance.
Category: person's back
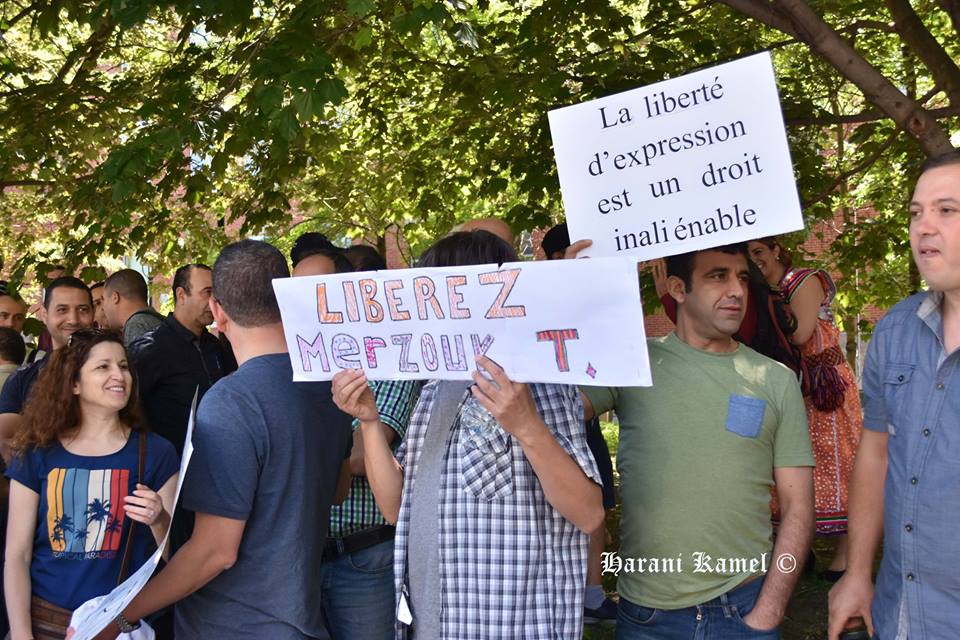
[176,353,351,638]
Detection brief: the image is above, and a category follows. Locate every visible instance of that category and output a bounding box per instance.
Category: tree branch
[54,17,117,85]
[884,0,960,103]
[0,0,41,35]
[757,0,955,156]
[715,0,800,38]
[787,102,960,126]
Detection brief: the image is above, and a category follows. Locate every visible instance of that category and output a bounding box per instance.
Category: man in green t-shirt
[581,243,814,639]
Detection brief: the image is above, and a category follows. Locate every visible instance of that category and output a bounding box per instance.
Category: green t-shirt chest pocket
[725,395,767,438]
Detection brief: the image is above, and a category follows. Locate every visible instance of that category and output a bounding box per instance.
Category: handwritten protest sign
[548,52,803,259]
[274,257,651,387]
[69,392,198,640]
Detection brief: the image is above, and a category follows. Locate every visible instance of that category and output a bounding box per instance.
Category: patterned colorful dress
[775,268,863,535]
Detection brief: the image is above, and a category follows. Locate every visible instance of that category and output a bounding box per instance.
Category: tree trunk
[717,0,956,156]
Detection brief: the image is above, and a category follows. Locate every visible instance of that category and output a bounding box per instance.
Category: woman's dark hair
[754,236,793,271]
[418,231,518,268]
[14,329,142,452]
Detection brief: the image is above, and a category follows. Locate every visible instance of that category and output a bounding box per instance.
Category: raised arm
[332,370,404,523]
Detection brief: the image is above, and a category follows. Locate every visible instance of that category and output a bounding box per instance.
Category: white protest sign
[69,392,198,640]
[548,52,803,259]
[274,257,651,387]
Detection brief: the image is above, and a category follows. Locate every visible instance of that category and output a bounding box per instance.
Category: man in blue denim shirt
[829,150,960,640]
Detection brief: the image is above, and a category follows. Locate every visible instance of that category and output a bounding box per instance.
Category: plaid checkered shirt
[393,381,600,640]
[328,379,420,538]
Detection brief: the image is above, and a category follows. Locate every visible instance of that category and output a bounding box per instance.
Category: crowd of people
[0,149,957,640]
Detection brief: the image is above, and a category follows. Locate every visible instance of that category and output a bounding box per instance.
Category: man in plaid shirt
[332,230,605,640]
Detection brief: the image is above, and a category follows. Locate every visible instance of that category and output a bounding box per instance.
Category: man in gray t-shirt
[94,241,352,640]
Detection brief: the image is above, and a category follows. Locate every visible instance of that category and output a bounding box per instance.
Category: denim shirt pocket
[883,363,915,434]
[725,395,767,438]
[458,426,515,501]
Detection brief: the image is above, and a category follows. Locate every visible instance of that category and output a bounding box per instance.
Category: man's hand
[828,573,875,640]
[332,369,379,423]
[563,239,592,260]
[471,356,542,441]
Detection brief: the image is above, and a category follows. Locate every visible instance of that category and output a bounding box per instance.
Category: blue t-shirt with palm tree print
[6,430,178,609]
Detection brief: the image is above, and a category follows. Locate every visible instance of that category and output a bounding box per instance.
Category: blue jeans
[320,538,396,640]
[616,578,779,639]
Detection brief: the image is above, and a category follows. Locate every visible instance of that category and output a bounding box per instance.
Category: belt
[323,525,395,561]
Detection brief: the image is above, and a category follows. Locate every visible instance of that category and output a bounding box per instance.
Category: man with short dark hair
[579,243,814,639]
[829,150,960,640]
[129,264,224,456]
[97,240,353,640]
[0,277,93,457]
[89,281,107,328]
[103,268,164,344]
[0,294,26,334]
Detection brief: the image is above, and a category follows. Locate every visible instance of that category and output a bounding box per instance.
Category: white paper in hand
[69,390,198,640]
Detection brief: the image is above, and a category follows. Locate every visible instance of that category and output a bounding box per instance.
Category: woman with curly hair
[4,329,178,640]
[748,237,864,581]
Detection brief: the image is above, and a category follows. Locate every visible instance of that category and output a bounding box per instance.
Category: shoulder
[873,292,927,335]
[128,321,173,353]
[143,431,177,456]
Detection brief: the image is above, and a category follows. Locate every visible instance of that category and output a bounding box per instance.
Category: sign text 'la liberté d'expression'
[548,52,804,259]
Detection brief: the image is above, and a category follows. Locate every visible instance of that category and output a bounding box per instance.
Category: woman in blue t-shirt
[5,328,178,640]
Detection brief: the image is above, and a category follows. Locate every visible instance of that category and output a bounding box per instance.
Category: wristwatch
[115,613,141,632]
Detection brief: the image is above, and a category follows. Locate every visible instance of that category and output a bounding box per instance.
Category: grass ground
[583,422,834,639]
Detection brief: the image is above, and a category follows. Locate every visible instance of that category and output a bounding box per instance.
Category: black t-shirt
[0,356,49,415]
[128,315,227,457]
[174,353,352,639]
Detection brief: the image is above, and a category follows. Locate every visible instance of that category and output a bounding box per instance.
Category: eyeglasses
[66,327,116,347]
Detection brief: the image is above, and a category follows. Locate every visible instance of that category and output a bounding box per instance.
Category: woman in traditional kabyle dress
[748,237,863,581]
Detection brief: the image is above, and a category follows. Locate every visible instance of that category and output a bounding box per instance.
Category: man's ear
[39,305,48,324]
[666,275,687,305]
[209,298,228,331]
[110,290,121,305]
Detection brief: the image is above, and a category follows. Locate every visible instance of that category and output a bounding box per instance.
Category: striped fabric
[46,467,129,558]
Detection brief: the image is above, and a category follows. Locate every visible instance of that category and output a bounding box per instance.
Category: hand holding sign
[332,369,380,423]
[470,356,542,441]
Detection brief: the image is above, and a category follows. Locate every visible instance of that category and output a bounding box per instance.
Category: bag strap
[117,432,147,585]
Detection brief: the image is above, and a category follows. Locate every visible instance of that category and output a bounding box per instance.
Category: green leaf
[317,78,348,105]
[346,0,376,17]
[271,106,300,142]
